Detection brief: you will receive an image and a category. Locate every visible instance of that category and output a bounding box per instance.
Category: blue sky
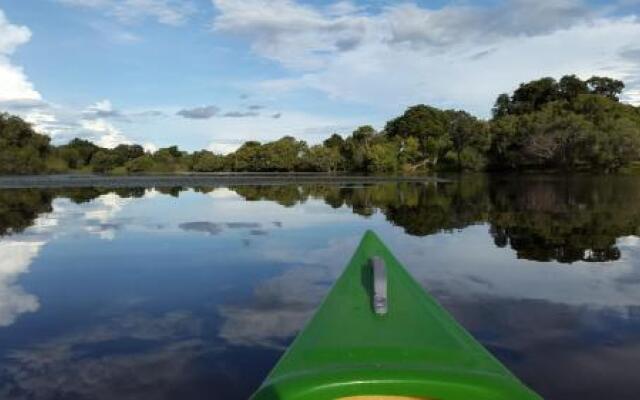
[1,0,640,152]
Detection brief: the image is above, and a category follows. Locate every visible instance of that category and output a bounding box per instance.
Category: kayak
[251,230,542,400]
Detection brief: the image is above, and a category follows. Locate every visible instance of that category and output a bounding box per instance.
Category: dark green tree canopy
[0,113,50,174]
[1,74,638,175]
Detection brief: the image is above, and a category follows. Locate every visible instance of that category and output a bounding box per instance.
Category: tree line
[2,74,640,175]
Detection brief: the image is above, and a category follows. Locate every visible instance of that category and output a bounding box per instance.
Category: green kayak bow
[252,231,541,400]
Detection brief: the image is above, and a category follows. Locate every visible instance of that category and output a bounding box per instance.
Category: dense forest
[2,75,640,175]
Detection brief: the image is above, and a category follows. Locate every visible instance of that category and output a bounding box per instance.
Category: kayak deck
[252,230,541,400]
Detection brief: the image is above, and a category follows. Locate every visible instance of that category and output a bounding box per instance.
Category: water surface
[1,176,639,399]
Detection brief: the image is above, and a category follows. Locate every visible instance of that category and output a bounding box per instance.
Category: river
[0,175,638,399]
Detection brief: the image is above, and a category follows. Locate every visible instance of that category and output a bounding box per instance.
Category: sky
[1,0,640,153]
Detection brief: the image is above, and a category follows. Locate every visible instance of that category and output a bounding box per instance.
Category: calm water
[0,176,639,399]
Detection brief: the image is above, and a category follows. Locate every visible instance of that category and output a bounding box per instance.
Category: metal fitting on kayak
[371,256,388,315]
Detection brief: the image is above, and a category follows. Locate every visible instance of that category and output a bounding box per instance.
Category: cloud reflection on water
[0,179,639,399]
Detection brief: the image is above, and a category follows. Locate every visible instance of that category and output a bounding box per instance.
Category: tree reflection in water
[2,177,640,263]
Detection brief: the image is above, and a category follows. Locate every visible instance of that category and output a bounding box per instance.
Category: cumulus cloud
[212,0,640,114]
[218,265,331,348]
[0,10,141,148]
[82,99,122,119]
[212,0,372,70]
[57,0,196,26]
[386,0,595,48]
[79,115,132,148]
[0,311,209,400]
[207,140,244,155]
[0,241,42,327]
[0,10,41,104]
[176,105,219,119]
[0,10,32,55]
[218,237,356,348]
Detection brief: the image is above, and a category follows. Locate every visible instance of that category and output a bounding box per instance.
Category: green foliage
[323,133,344,149]
[510,77,560,114]
[0,73,638,175]
[229,141,263,171]
[261,136,308,171]
[385,105,451,167]
[559,74,589,101]
[62,138,100,167]
[192,150,224,172]
[112,144,145,164]
[147,146,190,172]
[304,145,341,172]
[91,150,122,173]
[126,154,156,173]
[45,154,71,173]
[0,189,53,235]
[447,110,490,170]
[493,75,626,119]
[367,140,399,173]
[0,113,50,174]
[586,76,625,101]
[489,91,640,171]
[492,94,511,119]
[2,178,640,266]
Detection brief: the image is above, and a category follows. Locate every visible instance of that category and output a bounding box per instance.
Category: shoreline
[0,173,444,189]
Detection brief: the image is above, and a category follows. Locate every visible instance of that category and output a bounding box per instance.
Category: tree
[367,141,399,173]
[55,146,82,169]
[0,113,50,174]
[64,138,100,166]
[261,136,308,171]
[510,77,560,114]
[447,110,489,170]
[192,150,224,172]
[586,76,624,101]
[343,126,378,171]
[492,94,511,118]
[304,145,341,173]
[126,154,155,172]
[230,141,263,171]
[399,136,422,167]
[488,115,522,169]
[323,133,345,149]
[112,144,144,164]
[559,75,589,101]
[385,105,452,168]
[90,150,121,173]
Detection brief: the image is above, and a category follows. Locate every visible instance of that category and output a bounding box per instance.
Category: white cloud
[207,141,242,155]
[57,0,195,26]
[142,142,158,152]
[0,241,42,327]
[0,9,136,148]
[83,99,120,119]
[218,237,356,348]
[0,10,41,104]
[0,9,32,54]
[83,193,132,240]
[212,0,373,70]
[212,0,640,115]
[80,116,131,148]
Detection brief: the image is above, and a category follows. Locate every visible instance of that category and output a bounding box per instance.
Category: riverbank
[0,173,444,189]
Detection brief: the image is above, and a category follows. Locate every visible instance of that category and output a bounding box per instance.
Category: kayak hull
[252,231,541,400]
